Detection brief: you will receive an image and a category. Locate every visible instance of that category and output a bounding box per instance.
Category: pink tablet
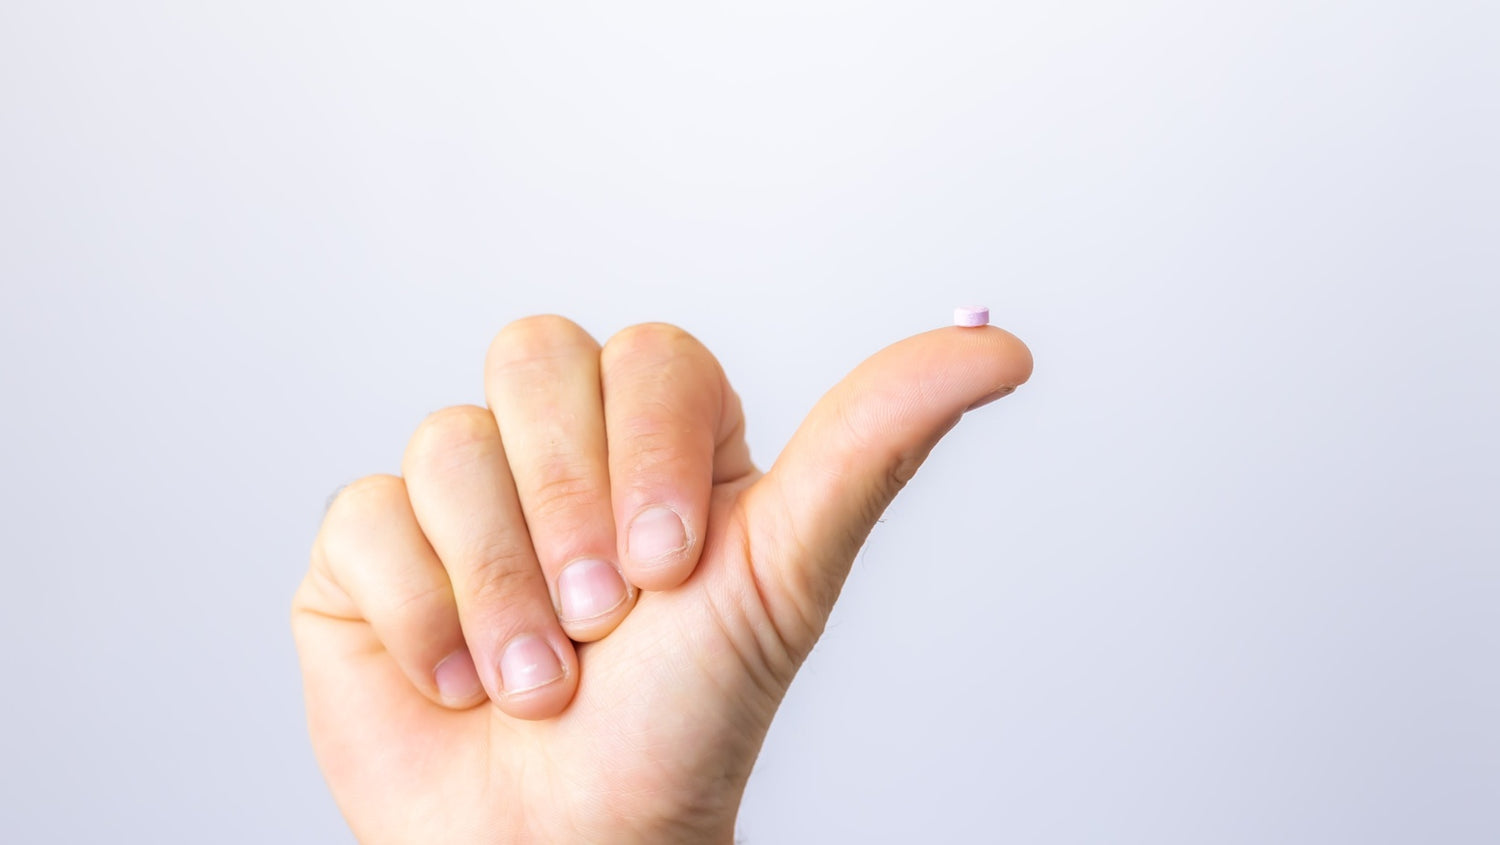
[953,305,989,327]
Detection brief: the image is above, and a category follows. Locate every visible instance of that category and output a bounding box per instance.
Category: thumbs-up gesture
[292,315,1033,843]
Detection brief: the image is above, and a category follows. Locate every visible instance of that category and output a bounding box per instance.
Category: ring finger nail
[557,558,629,623]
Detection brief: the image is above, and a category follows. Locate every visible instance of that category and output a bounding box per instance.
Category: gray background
[2,1,1496,842]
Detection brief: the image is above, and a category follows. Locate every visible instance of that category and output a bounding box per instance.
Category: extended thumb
[746,323,1033,651]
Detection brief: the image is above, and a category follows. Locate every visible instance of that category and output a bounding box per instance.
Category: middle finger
[485,315,634,642]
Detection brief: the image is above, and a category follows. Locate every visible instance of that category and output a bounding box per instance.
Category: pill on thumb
[953,305,990,327]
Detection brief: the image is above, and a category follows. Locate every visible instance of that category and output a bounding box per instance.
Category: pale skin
[291,315,1034,843]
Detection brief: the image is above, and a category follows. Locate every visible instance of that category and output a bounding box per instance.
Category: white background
[2,1,1496,842]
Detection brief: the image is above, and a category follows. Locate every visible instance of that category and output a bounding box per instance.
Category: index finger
[600,323,754,591]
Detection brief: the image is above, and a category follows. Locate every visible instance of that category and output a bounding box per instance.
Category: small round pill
[953,305,990,327]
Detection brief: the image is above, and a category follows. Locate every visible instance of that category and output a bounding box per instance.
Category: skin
[291,315,1033,843]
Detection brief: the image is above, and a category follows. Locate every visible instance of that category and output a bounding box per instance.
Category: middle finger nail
[557,558,629,622]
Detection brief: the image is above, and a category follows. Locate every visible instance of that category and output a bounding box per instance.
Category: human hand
[291,315,1033,843]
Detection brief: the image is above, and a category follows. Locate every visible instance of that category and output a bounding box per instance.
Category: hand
[291,316,1033,843]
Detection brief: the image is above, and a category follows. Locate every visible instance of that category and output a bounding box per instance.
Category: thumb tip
[894,323,1035,410]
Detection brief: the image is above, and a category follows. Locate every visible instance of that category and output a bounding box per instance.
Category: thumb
[743,323,1033,655]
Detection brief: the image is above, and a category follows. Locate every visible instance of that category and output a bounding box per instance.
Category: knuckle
[617,426,683,475]
[385,581,454,628]
[602,322,698,369]
[526,464,600,520]
[461,529,532,578]
[406,405,497,470]
[472,565,536,606]
[315,474,408,584]
[488,314,597,373]
[462,537,542,603]
[324,473,407,524]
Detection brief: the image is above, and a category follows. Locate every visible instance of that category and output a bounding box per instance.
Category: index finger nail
[627,505,690,565]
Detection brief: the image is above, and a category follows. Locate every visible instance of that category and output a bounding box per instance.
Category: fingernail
[627,505,689,565]
[434,649,483,705]
[557,558,629,622]
[498,634,564,694]
[965,385,1016,412]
